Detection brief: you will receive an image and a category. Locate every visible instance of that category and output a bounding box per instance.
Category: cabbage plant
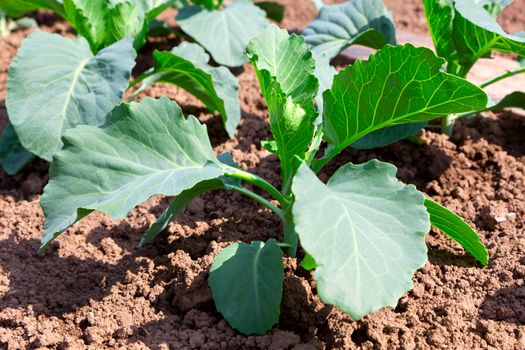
[38,25,489,335]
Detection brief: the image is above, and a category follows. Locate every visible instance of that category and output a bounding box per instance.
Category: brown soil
[1,1,525,349]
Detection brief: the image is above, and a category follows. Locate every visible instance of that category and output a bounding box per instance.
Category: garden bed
[1,0,525,349]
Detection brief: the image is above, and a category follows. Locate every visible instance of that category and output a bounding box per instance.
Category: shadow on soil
[0,236,127,317]
[479,281,525,325]
[453,112,525,158]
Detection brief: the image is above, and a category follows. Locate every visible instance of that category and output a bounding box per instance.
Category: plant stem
[479,66,525,89]
[283,205,298,257]
[441,114,455,136]
[230,169,290,208]
[228,184,285,220]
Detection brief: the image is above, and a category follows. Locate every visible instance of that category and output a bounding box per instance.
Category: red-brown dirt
[1,1,525,349]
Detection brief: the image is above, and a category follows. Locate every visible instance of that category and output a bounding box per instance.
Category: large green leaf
[292,160,429,320]
[64,0,148,52]
[7,32,136,161]
[317,44,487,168]
[246,25,318,192]
[40,97,228,250]
[132,42,241,137]
[177,1,268,67]
[209,239,284,335]
[246,25,318,105]
[0,0,64,17]
[424,0,525,76]
[303,0,396,63]
[0,122,35,175]
[425,199,488,265]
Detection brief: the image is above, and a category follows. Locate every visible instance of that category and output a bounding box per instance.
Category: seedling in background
[423,0,525,133]
[304,0,525,145]
[39,25,489,335]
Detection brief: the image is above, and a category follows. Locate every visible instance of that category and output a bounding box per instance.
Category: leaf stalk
[283,205,298,257]
[229,169,290,208]
[479,66,525,89]
[227,184,285,220]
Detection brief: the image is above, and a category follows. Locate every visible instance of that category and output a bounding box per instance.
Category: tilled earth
[1,1,525,349]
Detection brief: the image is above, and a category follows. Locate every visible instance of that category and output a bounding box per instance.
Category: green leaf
[424,0,525,75]
[423,0,458,74]
[132,42,241,137]
[0,122,35,175]
[292,160,429,320]
[261,139,278,154]
[133,0,175,19]
[425,198,489,266]
[303,0,396,63]
[7,32,136,161]
[246,25,318,105]
[40,97,228,250]
[352,122,427,150]
[454,0,525,73]
[319,44,487,166]
[300,253,316,271]
[209,239,284,335]
[0,0,64,18]
[140,152,240,246]
[489,91,525,111]
[64,0,148,52]
[177,1,268,67]
[255,1,284,22]
[246,25,319,192]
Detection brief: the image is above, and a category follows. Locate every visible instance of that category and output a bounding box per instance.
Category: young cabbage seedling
[40,25,489,335]
[423,0,525,133]
[304,0,525,143]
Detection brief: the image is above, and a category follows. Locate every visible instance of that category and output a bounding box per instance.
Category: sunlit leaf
[293,160,429,319]
[209,239,284,335]
[178,1,268,66]
[132,42,240,137]
[40,97,229,250]
[425,199,488,265]
[7,32,135,161]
